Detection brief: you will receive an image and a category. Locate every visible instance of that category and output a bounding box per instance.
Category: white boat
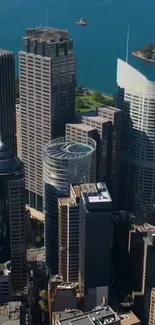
[75,18,87,26]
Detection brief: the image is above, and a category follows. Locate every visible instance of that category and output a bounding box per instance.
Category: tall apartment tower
[43,138,96,274]
[117,58,155,213]
[98,106,122,208]
[0,141,27,291]
[0,50,16,153]
[19,27,76,211]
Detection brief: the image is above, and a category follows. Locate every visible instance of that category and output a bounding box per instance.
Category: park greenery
[141,43,155,60]
[76,87,114,112]
[15,78,114,111]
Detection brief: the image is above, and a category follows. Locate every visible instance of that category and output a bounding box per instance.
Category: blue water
[0,0,155,95]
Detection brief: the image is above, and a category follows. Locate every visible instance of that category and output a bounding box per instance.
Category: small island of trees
[132,43,155,63]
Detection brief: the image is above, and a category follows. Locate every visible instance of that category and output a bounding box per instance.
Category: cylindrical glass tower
[43,137,96,273]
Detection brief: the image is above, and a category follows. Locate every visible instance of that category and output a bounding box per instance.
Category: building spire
[126,25,130,63]
[46,7,48,28]
[0,133,2,146]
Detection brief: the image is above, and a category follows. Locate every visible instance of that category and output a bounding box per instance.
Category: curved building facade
[0,141,26,290]
[43,137,96,273]
[117,58,155,213]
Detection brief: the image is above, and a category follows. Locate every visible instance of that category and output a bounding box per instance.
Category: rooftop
[26,205,45,221]
[53,310,83,323]
[72,185,81,198]
[98,106,121,113]
[0,49,13,55]
[58,197,75,207]
[44,137,96,160]
[0,141,22,176]
[67,123,96,132]
[83,116,110,124]
[0,302,21,325]
[81,182,112,204]
[58,305,119,325]
[57,282,79,290]
[119,312,140,325]
[131,223,155,233]
[24,27,69,43]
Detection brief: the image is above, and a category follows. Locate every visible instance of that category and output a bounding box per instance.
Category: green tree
[102,97,113,106]
[36,236,42,242]
[76,86,83,95]
[39,300,48,312]
[76,98,85,109]
[124,293,133,302]
[142,43,153,59]
[92,91,103,102]
[40,289,48,301]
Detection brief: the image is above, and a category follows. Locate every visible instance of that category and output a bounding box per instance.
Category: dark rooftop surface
[0,141,22,175]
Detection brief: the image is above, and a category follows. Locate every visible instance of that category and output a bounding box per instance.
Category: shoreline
[82,87,113,99]
[132,51,155,64]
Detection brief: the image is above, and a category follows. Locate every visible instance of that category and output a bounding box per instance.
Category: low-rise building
[56,305,120,325]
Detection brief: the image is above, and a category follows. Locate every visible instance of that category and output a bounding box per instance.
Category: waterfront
[132,51,155,64]
[0,0,155,95]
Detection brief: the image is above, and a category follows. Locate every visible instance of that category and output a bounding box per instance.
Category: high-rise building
[98,107,122,207]
[117,58,155,213]
[16,104,22,160]
[0,141,27,290]
[19,27,76,211]
[43,137,96,274]
[66,108,122,208]
[0,50,16,153]
[79,182,113,310]
[129,223,155,324]
[58,185,81,282]
[58,181,114,300]
[66,117,111,183]
[81,116,111,182]
[149,288,155,325]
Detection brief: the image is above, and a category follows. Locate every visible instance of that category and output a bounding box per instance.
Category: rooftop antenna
[46,7,48,28]
[126,25,130,63]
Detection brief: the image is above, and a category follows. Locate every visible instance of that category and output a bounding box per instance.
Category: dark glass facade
[0,180,10,262]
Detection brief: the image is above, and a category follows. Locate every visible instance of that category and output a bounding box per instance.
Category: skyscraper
[0,50,16,153]
[66,108,122,209]
[98,106,122,208]
[16,104,22,160]
[117,58,155,213]
[0,141,27,291]
[43,137,96,274]
[58,185,81,283]
[79,182,113,310]
[19,27,76,211]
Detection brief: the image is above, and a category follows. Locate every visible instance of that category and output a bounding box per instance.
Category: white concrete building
[117,58,155,213]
